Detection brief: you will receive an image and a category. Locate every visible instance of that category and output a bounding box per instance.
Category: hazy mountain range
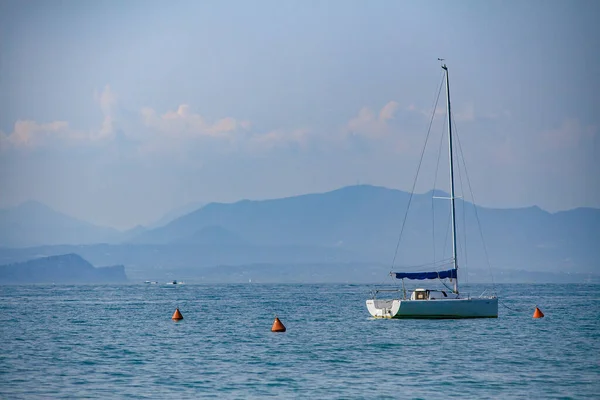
[0,200,204,247]
[0,185,598,283]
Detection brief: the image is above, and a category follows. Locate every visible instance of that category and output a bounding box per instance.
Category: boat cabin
[410,289,450,300]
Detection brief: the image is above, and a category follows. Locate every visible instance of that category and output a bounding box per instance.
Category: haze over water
[1,283,598,398]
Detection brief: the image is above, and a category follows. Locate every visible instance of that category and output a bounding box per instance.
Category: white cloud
[0,120,75,148]
[379,101,399,121]
[1,91,504,159]
[209,117,240,135]
[95,85,116,117]
[140,104,249,140]
[94,85,117,140]
[0,117,116,149]
[1,85,122,149]
[138,104,314,157]
[346,101,400,138]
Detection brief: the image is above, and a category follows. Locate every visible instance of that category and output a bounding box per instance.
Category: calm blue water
[0,283,598,399]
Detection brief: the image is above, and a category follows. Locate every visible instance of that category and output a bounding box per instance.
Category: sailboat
[366,63,498,319]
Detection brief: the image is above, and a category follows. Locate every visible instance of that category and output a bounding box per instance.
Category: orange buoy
[172,308,183,320]
[533,306,544,318]
[271,316,286,332]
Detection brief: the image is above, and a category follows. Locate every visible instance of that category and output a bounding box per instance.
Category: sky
[0,0,598,230]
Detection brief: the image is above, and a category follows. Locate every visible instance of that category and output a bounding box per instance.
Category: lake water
[0,283,598,399]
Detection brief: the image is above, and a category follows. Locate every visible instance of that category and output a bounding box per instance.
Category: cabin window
[415,291,428,300]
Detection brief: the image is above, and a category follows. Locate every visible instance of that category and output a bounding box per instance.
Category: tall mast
[442,64,459,294]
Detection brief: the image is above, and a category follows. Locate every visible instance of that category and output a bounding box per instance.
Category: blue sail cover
[393,269,457,280]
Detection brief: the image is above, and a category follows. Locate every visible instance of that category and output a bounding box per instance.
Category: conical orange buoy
[271,316,286,332]
[533,306,544,318]
[172,308,183,320]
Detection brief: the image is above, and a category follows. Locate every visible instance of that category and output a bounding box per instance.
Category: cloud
[379,101,399,121]
[3,86,441,158]
[136,104,255,159]
[0,117,115,149]
[0,120,75,148]
[0,84,256,152]
[95,85,116,117]
[138,104,314,157]
[140,104,249,139]
[1,85,122,150]
[2,90,496,160]
[346,101,400,138]
[0,95,310,159]
[94,85,117,140]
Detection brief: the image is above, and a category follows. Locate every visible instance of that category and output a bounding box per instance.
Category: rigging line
[453,118,498,295]
[391,72,445,268]
[439,278,455,292]
[431,110,446,263]
[428,70,446,117]
[399,258,454,270]
[498,300,529,313]
[442,203,452,262]
[431,179,435,263]
[452,111,469,286]
[462,188,469,286]
[454,219,465,273]
[373,269,399,290]
[452,206,465,281]
[376,261,401,288]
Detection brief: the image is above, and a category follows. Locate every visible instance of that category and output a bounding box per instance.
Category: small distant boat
[144,281,158,284]
[166,280,184,285]
[366,63,498,319]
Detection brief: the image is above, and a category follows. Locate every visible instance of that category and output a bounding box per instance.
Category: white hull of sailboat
[366,297,498,319]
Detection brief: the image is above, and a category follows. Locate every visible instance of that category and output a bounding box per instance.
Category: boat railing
[370,288,401,300]
[478,288,496,299]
